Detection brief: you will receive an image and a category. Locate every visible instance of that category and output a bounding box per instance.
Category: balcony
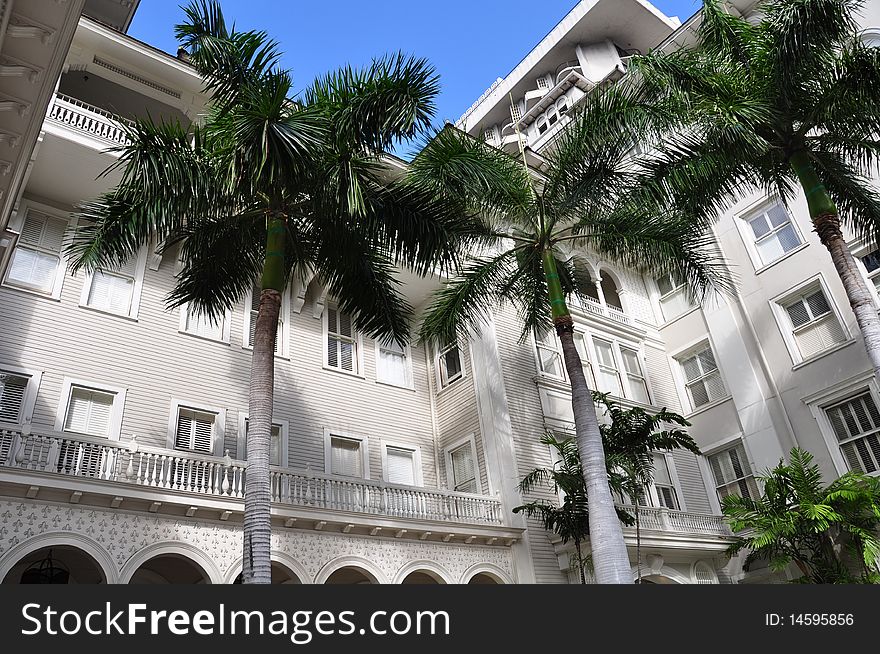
[617,505,731,537]
[572,295,632,325]
[45,93,131,148]
[0,427,513,541]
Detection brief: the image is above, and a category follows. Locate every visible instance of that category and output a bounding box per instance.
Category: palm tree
[408,90,731,583]
[724,448,880,583]
[595,392,699,582]
[66,1,476,583]
[629,0,880,377]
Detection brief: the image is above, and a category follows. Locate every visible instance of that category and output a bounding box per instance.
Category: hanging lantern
[20,549,70,584]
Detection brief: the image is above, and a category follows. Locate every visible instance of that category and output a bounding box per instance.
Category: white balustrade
[618,504,730,536]
[46,93,131,146]
[0,428,503,526]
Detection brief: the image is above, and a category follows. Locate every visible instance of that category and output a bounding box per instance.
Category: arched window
[693,561,719,584]
[600,271,623,311]
[862,28,880,47]
[535,115,549,135]
[556,96,569,115]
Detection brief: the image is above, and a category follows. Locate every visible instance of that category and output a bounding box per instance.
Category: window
[693,561,718,584]
[245,283,283,354]
[652,454,680,510]
[174,408,217,454]
[655,272,695,321]
[861,250,880,295]
[593,338,623,397]
[708,443,759,501]
[599,272,623,311]
[0,371,29,423]
[329,435,366,478]
[448,440,478,493]
[241,416,285,466]
[745,201,800,265]
[536,74,552,90]
[509,100,522,122]
[536,115,549,135]
[181,304,229,342]
[825,392,880,474]
[535,330,564,378]
[482,125,500,145]
[572,332,597,388]
[556,97,569,115]
[678,344,726,410]
[376,339,411,387]
[382,442,422,486]
[326,304,359,374]
[437,340,463,388]
[4,208,67,295]
[781,287,846,360]
[620,347,649,404]
[82,251,145,317]
[63,387,115,437]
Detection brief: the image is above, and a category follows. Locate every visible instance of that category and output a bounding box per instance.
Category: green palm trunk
[542,250,632,584]
[789,150,880,380]
[242,215,286,584]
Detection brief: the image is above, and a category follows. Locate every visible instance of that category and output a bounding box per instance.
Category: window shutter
[386,446,416,485]
[378,341,408,386]
[186,307,224,340]
[64,387,114,437]
[7,247,59,292]
[0,373,28,423]
[825,393,880,473]
[451,444,477,493]
[331,437,363,477]
[327,305,356,372]
[88,270,134,314]
[176,408,215,454]
[20,210,65,251]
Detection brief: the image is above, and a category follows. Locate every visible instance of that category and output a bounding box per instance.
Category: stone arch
[633,565,690,585]
[597,266,625,311]
[315,556,388,585]
[393,560,453,585]
[223,552,311,584]
[459,563,513,585]
[120,542,222,584]
[0,532,118,584]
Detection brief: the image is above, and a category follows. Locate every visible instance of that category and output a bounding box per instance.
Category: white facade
[4,0,871,584]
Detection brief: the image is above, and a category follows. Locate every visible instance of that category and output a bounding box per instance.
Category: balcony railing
[618,504,731,537]
[46,93,131,147]
[572,295,632,325]
[0,427,504,526]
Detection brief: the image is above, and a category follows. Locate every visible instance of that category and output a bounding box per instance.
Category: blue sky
[130,0,700,127]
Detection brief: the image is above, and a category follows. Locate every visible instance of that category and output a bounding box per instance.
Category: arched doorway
[233,562,302,584]
[324,566,379,584]
[400,570,445,584]
[128,554,211,584]
[2,546,106,584]
[467,572,502,585]
[638,574,680,585]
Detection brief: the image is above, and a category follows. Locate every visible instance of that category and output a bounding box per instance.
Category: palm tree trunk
[241,214,286,584]
[543,249,632,584]
[791,150,880,380]
[574,538,586,584]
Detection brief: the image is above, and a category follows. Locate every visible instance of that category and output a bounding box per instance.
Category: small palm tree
[595,392,699,582]
[630,0,880,376]
[67,1,474,583]
[408,90,731,583]
[724,448,880,583]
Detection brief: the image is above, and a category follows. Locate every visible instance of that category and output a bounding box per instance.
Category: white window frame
[178,303,233,344]
[852,242,880,307]
[236,411,289,467]
[0,364,42,426]
[322,302,365,377]
[78,246,148,319]
[734,196,807,272]
[532,329,565,380]
[619,344,651,405]
[54,377,127,441]
[323,428,370,479]
[647,452,686,511]
[374,338,414,389]
[166,399,225,456]
[380,439,423,486]
[651,272,696,324]
[672,339,731,415]
[2,200,75,300]
[805,373,880,477]
[702,438,760,507]
[444,434,481,494]
[241,283,289,358]
[435,339,465,390]
[769,275,852,366]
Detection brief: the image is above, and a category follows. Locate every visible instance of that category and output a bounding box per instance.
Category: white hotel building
[0,0,876,584]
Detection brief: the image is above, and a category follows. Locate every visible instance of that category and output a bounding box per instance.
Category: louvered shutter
[175,408,215,454]
[0,373,27,423]
[64,387,114,437]
[7,210,66,292]
[682,346,726,408]
[451,444,477,493]
[386,446,416,485]
[186,308,224,340]
[330,437,363,477]
[825,393,880,473]
[327,306,356,372]
[377,340,408,386]
[786,290,844,359]
[709,444,759,500]
[88,270,134,314]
